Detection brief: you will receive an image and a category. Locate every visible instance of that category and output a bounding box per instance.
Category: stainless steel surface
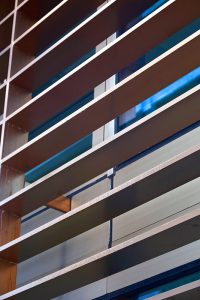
[6,0,199,130]
[0,208,199,300]
[2,36,200,169]
[1,83,200,216]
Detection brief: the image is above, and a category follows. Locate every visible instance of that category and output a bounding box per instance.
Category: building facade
[0,0,200,299]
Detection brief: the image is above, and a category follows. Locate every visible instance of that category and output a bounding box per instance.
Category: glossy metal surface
[2,34,200,168]
[6,0,199,129]
[0,208,199,299]
[1,84,200,216]
[0,142,200,263]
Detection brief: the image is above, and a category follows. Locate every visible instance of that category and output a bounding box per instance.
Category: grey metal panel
[17,184,110,293]
[112,176,200,245]
[1,143,200,263]
[71,177,110,209]
[16,222,109,289]
[114,123,200,188]
[112,125,200,243]
[0,208,199,300]
[52,278,107,300]
[107,240,200,295]
[1,82,200,216]
[21,208,63,235]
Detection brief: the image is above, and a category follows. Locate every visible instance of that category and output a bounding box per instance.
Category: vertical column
[0,210,20,295]
[0,0,22,295]
[0,0,25,201]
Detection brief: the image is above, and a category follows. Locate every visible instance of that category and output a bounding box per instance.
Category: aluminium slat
[0,208,199,300]
[0,45,10,57]
[6,0,200,130]
[0,15,13,53]
[16,0,28,9]
[12,0,107,65]
[0,11,14,27]
[1,86,200,217]
[0,82,7,91]
[11,0,155,90]
[11,0,148,78]
[16,0,29,9]
[2,33,200,170]
[14,0,106,44]
[148,280,200,299]
[1,142,200,263]
[0,0,14,25]
[0,50,9,84]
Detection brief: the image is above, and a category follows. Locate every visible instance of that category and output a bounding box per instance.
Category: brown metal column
[0,0,21,295]
[0,210,20,294]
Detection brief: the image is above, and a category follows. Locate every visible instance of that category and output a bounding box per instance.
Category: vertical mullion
[0,0,22,296]
[0,0,18,161]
